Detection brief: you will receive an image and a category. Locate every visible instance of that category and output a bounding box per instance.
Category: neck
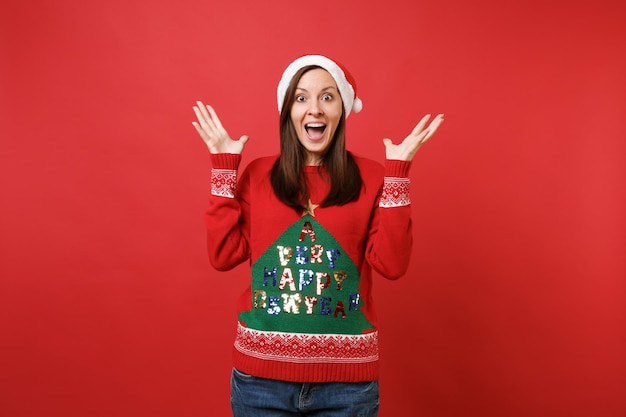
[305,154,323,166]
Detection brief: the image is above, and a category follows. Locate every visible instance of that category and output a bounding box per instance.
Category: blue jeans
[230,368,380,417]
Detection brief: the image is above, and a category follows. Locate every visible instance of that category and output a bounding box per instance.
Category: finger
[193,104,211,128]
[427,114,444,132]
[196,101,217,130]
[207,105,225,131]
[194,101,208,121]
[404,114,433,148]
[420,114,444,143]
[410,114,432,137]
[191,121,210,142]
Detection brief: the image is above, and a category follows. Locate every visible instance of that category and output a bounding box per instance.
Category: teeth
[306,123,325,128]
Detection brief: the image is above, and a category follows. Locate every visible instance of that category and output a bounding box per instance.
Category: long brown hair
[270,65,362,211]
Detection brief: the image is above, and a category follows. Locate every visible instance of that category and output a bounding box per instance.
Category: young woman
[192,55,444,417]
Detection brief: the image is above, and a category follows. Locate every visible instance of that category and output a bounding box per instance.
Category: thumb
[239,135,250,145]
[382,138,393,147]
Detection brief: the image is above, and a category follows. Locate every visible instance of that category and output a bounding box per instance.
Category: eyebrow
[295,86,338,92]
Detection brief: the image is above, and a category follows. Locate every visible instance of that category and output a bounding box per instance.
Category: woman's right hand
[192,101,249,154]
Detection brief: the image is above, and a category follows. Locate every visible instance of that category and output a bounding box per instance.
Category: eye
[295,94,306,102]
[321,93,333,101]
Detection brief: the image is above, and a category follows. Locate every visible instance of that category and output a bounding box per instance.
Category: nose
[307,100,323,116]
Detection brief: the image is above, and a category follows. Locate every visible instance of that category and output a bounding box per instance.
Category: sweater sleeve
[205,153,251,271]
[364,159,414,280]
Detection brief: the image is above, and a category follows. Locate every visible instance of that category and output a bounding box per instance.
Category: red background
[1,1,625,416]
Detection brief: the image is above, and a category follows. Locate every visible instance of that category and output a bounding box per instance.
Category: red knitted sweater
[206,152,413,383]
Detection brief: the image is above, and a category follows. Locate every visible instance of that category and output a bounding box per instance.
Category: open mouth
[305,123,327,140]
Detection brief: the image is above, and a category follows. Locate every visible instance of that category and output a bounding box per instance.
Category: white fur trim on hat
[277,55,362,118]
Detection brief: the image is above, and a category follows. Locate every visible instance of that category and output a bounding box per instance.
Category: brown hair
[270,65,362,211]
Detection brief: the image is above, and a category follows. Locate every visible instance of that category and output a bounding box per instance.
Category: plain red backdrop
[1,0,624,416]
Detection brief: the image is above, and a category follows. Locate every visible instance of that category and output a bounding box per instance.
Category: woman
[192,55,443,417]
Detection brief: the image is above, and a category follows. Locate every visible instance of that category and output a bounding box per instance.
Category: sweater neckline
[303,165,325,172]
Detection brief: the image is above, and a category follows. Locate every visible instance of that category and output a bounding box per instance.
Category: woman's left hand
[383,113,444,161]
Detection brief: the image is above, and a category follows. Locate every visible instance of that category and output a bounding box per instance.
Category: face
[290,68,343,165]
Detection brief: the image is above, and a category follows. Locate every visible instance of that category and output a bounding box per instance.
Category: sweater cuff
[380,160,412,208]
[210,154,241,198]
[384,159,412,178]
[210,153,242,170]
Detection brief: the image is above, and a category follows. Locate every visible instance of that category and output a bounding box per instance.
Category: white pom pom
[352,97,363,113]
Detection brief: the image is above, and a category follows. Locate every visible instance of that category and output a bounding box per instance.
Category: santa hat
[277,54,363,118]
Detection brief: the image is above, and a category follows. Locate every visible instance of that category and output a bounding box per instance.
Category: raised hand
[382,114,444,161]
[192,101,249,154]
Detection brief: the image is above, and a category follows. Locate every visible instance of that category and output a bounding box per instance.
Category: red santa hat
[277,54,363,118]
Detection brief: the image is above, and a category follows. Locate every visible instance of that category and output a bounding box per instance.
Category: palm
[192,101,249,154]
[383,114,444,160]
